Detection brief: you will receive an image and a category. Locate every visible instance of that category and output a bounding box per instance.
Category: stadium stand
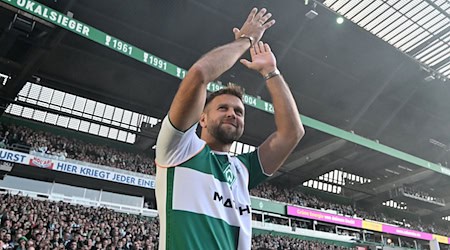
[1,1,450,249]
[0,193,159,249]
[0,119,449,249]
[0,192,360,250]
[251,234,355,250]
[0,122,156,176]
[250,183,450,237]
[1,119,449,240]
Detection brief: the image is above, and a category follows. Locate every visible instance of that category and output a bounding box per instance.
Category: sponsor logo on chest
[213,191,250,216]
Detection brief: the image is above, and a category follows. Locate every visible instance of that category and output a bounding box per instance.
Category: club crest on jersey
[223,164,236,187]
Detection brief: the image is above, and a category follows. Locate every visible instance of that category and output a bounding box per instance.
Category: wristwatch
[264,69,281,80]
[239,34,254,47]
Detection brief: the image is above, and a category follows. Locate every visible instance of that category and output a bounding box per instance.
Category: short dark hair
[205,85,244,108]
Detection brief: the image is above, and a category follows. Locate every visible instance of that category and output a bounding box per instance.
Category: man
[155,7,304,250]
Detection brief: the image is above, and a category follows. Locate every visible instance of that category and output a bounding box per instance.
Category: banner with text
[1,0,449,178]
[382,225,434,241]
[0,148,155,189]
[433,234,450,245]
[287,205,449,244]
[287,206,362,228]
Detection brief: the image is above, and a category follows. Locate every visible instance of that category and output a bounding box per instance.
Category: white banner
[0,148,155,189]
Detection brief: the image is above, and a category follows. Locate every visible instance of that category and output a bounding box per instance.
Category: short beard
[208,123,243,145]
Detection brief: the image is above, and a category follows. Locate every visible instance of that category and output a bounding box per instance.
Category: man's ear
[199,112,207,128]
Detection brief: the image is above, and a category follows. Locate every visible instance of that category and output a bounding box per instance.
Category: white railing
[0,187,158,218]
[252,220,355,243]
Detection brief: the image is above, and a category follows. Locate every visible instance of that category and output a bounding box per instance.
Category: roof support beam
[269,138,347,181]
[0,0,76,116]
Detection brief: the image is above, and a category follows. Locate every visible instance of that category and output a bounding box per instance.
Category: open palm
[240,41,277,76]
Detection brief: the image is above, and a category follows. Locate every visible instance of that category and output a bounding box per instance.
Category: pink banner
[382,225,433,241]
[287,206,450,244]
[287,206,363,228]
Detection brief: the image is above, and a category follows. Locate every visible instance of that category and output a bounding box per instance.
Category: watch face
[264,70,280,80]
[239,35,253,46]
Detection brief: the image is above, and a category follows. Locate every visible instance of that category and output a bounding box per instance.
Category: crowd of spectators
[0,193,368,250]
[1,121,449,242]
[0,193,159,249]
[400,186,445,204]
[0,123,156,175]
[250,183,450,237]
[250,183,354,216]
[252,234,356,250]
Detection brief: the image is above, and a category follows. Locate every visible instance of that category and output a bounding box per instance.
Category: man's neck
[202,137,231,152]
[207,141,231,152]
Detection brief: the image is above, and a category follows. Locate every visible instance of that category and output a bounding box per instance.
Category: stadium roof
[0,0,449,221]
[324,0,450,80]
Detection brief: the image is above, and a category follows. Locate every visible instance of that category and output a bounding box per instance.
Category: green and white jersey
[155,116,270,250]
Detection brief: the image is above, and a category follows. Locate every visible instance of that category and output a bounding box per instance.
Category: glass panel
[130,113,139,128]
[79,120,90,132]
[44,113,58,125]
[67,118,81,130]
[8,104,23,116]
[52,183,85,198]
[236,142,243,154]
[84,100,96,115]
[3,83,148,145]
[84,189,100,201]
[99,125,109,137]
[73,96,86,112]
[126,133,136,143]
[117,130,127,142]
[93,102,106,121]
[62,93,76,109]
[33,110,47,122]
[100,191,142,207]
[230,142,237,154]
[242,144,250,153]
[18,82,31,96]
[149,117,159,125]
[89,123,100,135]
[56,116,70,128]
[50,90,64,107]
[27,84,41,104]
[0,176,52,194]
[103,105,114,123]
[108,128,118,139]
[122,110,132,126]
[112,108,123,126]
[377,15,407,39]
[39,86,53,105]
[22,107,34,119]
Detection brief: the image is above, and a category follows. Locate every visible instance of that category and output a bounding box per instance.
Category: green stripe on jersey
[236,150,267,189]
[179,146,231,184]
[167,210,239,250]
[165,167,175,246]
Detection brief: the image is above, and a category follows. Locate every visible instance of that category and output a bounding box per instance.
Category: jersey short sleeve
[236,148,272,189]
[155,115,205,167]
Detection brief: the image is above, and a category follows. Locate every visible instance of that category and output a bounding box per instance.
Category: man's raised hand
[233,8,275,45]
[240,41,277,77]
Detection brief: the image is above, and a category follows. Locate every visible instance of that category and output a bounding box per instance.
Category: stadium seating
[1,121,449,249]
